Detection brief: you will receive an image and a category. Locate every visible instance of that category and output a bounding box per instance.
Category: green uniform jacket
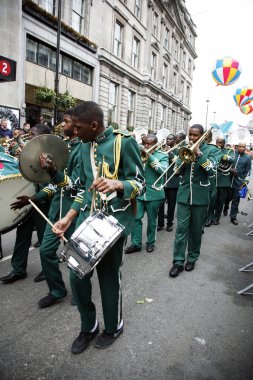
[207,144,222,191]
[138,149,168,201]
[216,148,235,187]
[46,138,82,221]
[71,127,145,237]
[165,150,180,189]
[176,142,218,206]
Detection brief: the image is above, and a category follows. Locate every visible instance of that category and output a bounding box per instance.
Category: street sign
[0,56,16,82]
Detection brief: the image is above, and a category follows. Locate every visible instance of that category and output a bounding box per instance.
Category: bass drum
[0,152,34,234]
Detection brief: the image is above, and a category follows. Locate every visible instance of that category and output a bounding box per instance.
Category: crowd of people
[0,104,252,354]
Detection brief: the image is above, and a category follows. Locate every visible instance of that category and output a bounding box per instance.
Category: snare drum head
[0,175,34,233]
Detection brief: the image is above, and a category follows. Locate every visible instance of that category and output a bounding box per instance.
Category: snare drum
[0,152,34,233]
[60,211,125,278]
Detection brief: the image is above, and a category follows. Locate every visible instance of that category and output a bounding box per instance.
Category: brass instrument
[178,128,212,163]
[218,148,233,173]
[141,139,166,162]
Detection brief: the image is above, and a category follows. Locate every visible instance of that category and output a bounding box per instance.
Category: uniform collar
[94,126,113,143]
[68,137,80,146]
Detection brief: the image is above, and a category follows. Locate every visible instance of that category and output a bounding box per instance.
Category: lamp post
[205,99,210,130]
[213,111,216,124]
[54,0,62,125]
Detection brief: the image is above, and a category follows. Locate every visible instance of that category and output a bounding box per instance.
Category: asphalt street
[0,195,252,380]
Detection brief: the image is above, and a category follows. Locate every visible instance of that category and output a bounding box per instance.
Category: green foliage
[126,126,134,132]
[34,87,56,103]
[55,91,76,110]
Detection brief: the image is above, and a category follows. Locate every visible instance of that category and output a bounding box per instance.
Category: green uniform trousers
[131,199,162,247]
[11,204,50,275]
[214,187,230,221]
[206,188,217,223]
[40,219,75,299]
[70,237,125,333]
[173,202,207,265]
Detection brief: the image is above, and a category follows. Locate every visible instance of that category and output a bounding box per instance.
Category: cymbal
[19,134,69,183]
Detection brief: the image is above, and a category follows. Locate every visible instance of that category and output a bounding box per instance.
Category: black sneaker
[71,324,100,354]
[34,271,45,283]
[125,245,141,254]
[95,323,124,349]
[169,264,184,278]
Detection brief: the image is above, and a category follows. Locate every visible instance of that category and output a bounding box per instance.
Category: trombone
[177,128,212,163]
[141,139,166,162]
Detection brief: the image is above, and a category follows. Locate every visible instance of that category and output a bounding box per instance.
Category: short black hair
[72,101,104,126]
[32,124,51,135]
[190,124,204,134]
[64,108,74,116]
[167,134,176,139]
[146,133,158,143]
[176,132,186,140]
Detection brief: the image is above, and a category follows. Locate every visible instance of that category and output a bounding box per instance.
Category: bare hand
[11,196,31,210]
[39,153,57,177]
[89,178,123,194]
[52,217,71,237]
[230,168,237,176]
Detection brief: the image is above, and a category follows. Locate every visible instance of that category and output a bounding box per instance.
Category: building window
[108,82,118,123]
[173,72,178,94]
[151,53,156,80]
[162,63,168,88]
[186,86,190,105]
[161,105,166,128]
[182,51,186,69]
[171,110,176,131]
[38,0,56,14]
[153,12,159,38]
[174,38,179,59]
[38,44,56,70]
[114,20,123,58]
[132,37,140,69]
[164,27,170,50]
[26,36,92,85]
[149,100,155,131]
[180,80,184,101]
[127,90,135,127]
[188,59,192,75]
[135,0,142,19]
[72,0,84,33]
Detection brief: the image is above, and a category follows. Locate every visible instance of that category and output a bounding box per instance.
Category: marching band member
[37,109,82,308]
[125,134,168,253]
[51,101,145,352]
[0,124,53,284]
[229,142,251,225]
[169,124,218,278]
[213,138,235,224]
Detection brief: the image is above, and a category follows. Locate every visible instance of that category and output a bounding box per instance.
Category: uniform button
[95,203,99,207]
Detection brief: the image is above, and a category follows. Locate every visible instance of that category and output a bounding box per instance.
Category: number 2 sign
[0,55,16,82]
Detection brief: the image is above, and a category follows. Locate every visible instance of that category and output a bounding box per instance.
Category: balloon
[233,87,253,107]
[211,57,241,86]
[240,104,253,115]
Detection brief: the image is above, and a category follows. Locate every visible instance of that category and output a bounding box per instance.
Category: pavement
[0,196,253,380]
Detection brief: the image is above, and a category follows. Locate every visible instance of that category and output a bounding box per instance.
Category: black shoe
[167,224,173,232]
[38,293,66,308]
[125,245,141,254]
[71,324,100,354]
[185,262,195,271]
[223,209,228,216]
[205,220,213,227]
[34,241,40,248]
[70,297,77,306]
[231,218,238,225]
[146,244,154,253]
[95,323,124,349]
[157,226,163,231]
[213,219,220,225]
[34,271,45,283]
[0,272,27,284]
[169,264,184,278]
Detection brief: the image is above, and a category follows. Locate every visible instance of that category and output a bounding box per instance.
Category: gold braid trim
[0,173,23,182]
[102,134,122,180]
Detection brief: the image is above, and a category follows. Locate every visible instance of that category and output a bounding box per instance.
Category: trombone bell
[178,147,195,163]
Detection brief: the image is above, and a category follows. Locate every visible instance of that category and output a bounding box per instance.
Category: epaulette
[113,129,131,137]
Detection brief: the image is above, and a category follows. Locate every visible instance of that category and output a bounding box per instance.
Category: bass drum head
[0,175,34,234]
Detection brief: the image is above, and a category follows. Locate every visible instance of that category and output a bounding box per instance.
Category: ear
[91,121,98,130]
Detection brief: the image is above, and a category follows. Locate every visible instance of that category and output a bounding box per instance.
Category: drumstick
[28,199,68,243]
[90,161,102,215]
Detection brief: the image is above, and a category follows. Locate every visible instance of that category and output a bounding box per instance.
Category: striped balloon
[233,87,253,107]
[240,104,253,115]
[211,57,241,86]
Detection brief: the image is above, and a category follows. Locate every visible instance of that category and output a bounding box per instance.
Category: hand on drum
[11,195,32,210]
[89,178,124,194]
[39,153,57,178]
